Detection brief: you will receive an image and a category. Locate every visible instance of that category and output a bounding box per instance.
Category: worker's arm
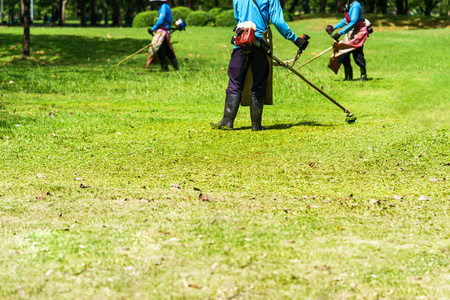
[338,3,362,35]
[269,0,298,42]
[151,4,169,31]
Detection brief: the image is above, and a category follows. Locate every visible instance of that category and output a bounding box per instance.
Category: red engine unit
[234,27,256,49]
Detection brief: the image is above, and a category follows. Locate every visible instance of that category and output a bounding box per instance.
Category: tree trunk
[302,0,310,13]
[288,0,300,13]
[91,0,98,26]
[280,0,285,9]
[20,0,24,24]
[319,0,327,13]
[63,0,68,23]
[79,0,86,26]
[185,0,194,9]
[336,0,344,12]
[366,0,375,12]
[58,0,68,25]
[103,0,108,25]
[396,0,405,14]
[57,0,62,25]
[21,0,30,58]
[136,0,145,12]
[112,0,121,26]
[423,0,438,15]
[376,0,388,13]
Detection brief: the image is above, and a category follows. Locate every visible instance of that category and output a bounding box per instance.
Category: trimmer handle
[296,34,310,56]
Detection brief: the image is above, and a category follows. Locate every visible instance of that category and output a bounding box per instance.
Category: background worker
[147,0,178,71]
[212,0,309,131]
[326,0,369,81]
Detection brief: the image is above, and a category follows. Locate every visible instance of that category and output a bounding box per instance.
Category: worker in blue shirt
[212,0,309,131]
[147,0,178,71]
[326,0,369,81]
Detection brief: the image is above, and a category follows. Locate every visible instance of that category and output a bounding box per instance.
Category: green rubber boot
[360,66,367,82]
[171,58,179,71]
[211,94,241,130]
[250,96,265,131]
[344,66,353,81]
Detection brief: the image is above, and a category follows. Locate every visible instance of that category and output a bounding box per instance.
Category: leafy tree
[412,0,439,14]
[396,0,408,14]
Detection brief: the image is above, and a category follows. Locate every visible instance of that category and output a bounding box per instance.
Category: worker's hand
[325,25,334,35]
[332,32,341,41]
[147,28,154,35]
[294,37,309,52]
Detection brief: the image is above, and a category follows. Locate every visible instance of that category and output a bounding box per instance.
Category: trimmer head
[346,113,357,124]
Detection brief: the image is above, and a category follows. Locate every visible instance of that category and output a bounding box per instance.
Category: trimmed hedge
[132,11,158,28]
[208,7,223,18]
[186,11,214,26]
[215,10,236,27]
[171,6,193,24]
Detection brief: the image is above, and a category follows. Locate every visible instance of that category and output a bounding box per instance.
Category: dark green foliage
[172,6,193,24]
[208,7,223,18]
[283,10,294,22]
[193,0,232,11]
[132,11,158,28]
[186,11,214,26]
[215,10,236,27]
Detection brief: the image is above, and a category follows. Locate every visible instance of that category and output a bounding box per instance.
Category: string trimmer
[232,21,356,124]
[113,19,187,68]
[254,38,356,124]
[295,46,332,69]
[112,43,151,68]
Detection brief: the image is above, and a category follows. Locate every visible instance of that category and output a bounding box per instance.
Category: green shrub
[132,11,158,28]
[208,7,223,18]
[215,10,236,27]
[283,10,293,22]
[186,11,214,26]
[171,6,193,24]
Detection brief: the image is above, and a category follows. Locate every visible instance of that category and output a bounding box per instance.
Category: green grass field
[1,16,449,299]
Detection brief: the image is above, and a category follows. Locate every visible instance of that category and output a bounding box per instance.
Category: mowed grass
[0,16,449,299]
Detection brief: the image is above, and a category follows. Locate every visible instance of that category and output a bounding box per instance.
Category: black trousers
[342,46,366,68]
[157,38,176,67]
[225,47,269,99]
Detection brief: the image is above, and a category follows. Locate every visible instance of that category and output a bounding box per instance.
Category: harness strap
[251,0,269,30]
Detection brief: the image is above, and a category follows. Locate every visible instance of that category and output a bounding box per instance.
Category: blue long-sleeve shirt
[233,0,298,42]
[151,3,172,31]
[334,1,363,35]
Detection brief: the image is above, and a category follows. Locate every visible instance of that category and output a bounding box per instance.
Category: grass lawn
[0,16,449,299]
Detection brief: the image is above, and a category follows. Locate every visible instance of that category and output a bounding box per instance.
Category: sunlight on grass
[0,17,449,298]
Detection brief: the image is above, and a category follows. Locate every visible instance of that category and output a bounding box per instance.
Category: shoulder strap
[251,0,269,29]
